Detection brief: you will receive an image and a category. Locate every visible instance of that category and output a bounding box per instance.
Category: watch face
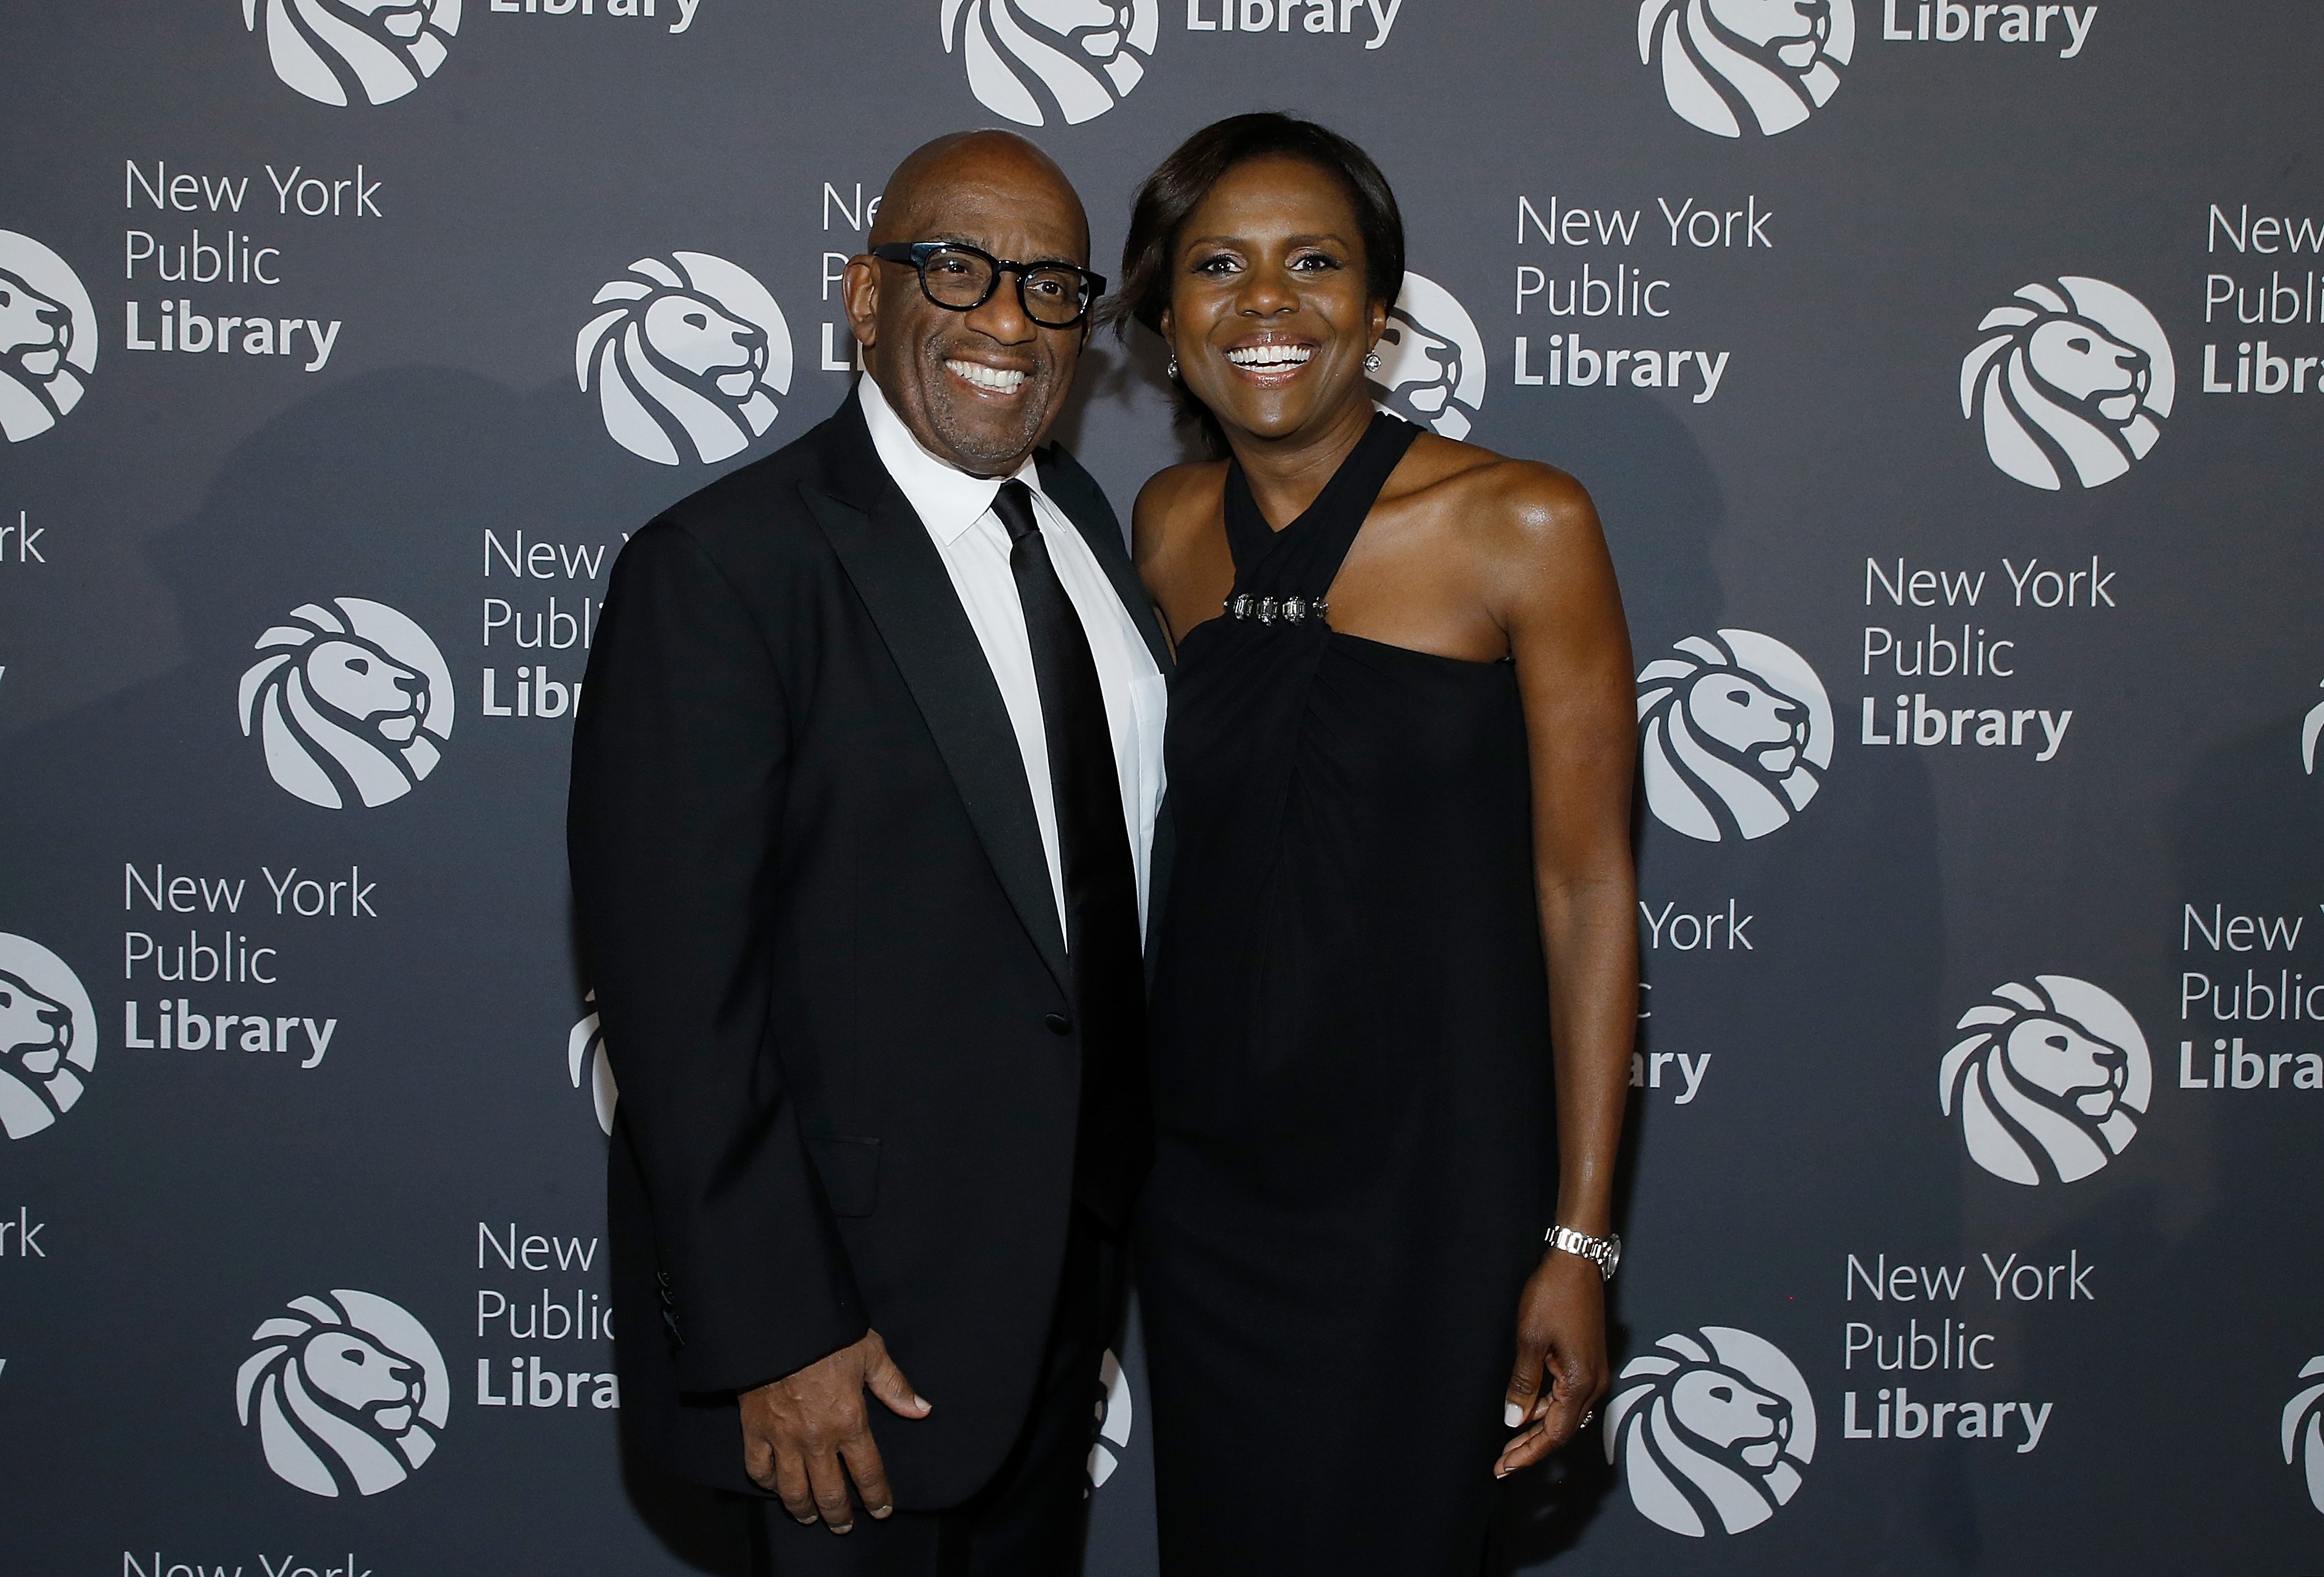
[1549,1227,1620,1277]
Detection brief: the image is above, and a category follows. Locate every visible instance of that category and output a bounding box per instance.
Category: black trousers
[751,1208,1123,1577]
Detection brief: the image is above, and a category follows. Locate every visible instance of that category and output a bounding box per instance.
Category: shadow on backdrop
[0,363,765,1575]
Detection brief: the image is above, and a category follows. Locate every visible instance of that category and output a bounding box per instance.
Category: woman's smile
[1219,335,1317,385]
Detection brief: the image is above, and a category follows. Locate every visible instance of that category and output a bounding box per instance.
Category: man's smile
[943,358,1032,396]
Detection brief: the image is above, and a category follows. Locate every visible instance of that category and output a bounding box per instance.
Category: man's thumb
[864,1340,931,1419]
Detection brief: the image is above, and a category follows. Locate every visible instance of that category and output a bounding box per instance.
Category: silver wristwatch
[1545,1224,1622,1281]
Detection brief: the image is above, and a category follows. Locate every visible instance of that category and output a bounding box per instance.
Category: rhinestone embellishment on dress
[1225,593,1327,626]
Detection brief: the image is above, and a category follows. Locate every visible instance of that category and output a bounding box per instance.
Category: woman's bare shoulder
[1132,458,1229,565]
[1395,433,1601,550]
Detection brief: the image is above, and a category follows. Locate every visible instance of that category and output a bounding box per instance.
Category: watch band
[1545,1224,1622,1282]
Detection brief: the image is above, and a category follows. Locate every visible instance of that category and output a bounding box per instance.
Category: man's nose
[961,275,1038,345]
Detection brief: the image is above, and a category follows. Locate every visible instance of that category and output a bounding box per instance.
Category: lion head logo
[943,0,1157,127]
[1640,0,1855,138]
[568,990,619,1137]
[244,0,460,107]
[1941,974,2150,1185]
[578,251,793,466]
[1962,276,2174,491]
[1368,273,1487,441]
[1609,1326,1815,1537]
[2285,1357,2324,1515]
[1637,629,1833,842]
[2300,681,2323,776]
[0,934,97,1141]
[236,1289,449,1497]
[1086,1347,1133,1489]
[238,597,454,810]
[0,232,98,444]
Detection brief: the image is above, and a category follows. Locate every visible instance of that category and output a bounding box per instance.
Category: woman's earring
[1167,354,1180,379]
[1364,349,1383,372]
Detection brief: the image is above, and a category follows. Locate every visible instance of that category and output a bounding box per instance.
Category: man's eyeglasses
[869,242,1106,330]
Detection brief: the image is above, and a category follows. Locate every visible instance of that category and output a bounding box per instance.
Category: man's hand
[741,1330,930,1534]
[1496,1250,1611,1478]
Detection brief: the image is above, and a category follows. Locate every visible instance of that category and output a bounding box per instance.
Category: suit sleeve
[568,518,865,1395]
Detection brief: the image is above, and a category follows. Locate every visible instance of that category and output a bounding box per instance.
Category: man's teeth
[946,359,1028,392]
[1227,345,1313,369]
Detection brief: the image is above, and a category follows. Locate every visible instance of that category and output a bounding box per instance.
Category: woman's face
[1161,155,1386,446]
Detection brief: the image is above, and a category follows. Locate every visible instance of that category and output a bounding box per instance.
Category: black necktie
[991,479,1151,1229]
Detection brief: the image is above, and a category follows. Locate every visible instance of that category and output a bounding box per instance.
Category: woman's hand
[1496,1249,1610,1477]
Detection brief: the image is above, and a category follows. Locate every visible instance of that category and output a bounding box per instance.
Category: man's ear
[841,256,881,350]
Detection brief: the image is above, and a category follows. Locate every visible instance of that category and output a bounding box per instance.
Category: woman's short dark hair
[1106,113,1404,452]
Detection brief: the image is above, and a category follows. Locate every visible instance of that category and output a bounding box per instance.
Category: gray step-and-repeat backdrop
[4,2,2320,1572]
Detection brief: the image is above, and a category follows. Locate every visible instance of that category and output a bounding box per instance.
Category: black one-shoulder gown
[1140,414,1556,1573]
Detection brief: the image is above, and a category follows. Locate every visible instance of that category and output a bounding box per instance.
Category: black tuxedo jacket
[567,395,1170,1506]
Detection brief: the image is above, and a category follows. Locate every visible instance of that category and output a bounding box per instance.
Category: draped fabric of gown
[1140,413,1557,1574]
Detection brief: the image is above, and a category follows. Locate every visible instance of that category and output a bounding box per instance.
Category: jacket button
[1044,1012,1071,1035]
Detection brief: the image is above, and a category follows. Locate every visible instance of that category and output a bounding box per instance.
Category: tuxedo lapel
[800,403,1069,991]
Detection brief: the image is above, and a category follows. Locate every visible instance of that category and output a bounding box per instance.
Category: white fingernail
[1504,1402,1524,1428]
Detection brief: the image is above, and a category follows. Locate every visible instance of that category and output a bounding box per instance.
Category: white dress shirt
[858,376,1167,939]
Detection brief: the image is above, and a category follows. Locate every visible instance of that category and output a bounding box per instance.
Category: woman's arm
[1484,462,1639,1477]
[1130,461,1229,645]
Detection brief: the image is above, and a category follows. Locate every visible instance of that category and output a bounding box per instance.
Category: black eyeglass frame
[868,242,1107,329]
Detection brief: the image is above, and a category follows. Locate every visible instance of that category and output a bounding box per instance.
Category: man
[568,131,1167,1576]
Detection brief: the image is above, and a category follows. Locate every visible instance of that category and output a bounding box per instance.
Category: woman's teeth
[946,359,1028,393]
[1227,345,1313,369]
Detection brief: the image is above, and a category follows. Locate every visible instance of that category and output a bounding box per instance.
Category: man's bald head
[842,130,1095,477]
[870,131,1089,263]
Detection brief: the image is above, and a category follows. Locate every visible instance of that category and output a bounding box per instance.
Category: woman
[1117,114,1639,1572]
